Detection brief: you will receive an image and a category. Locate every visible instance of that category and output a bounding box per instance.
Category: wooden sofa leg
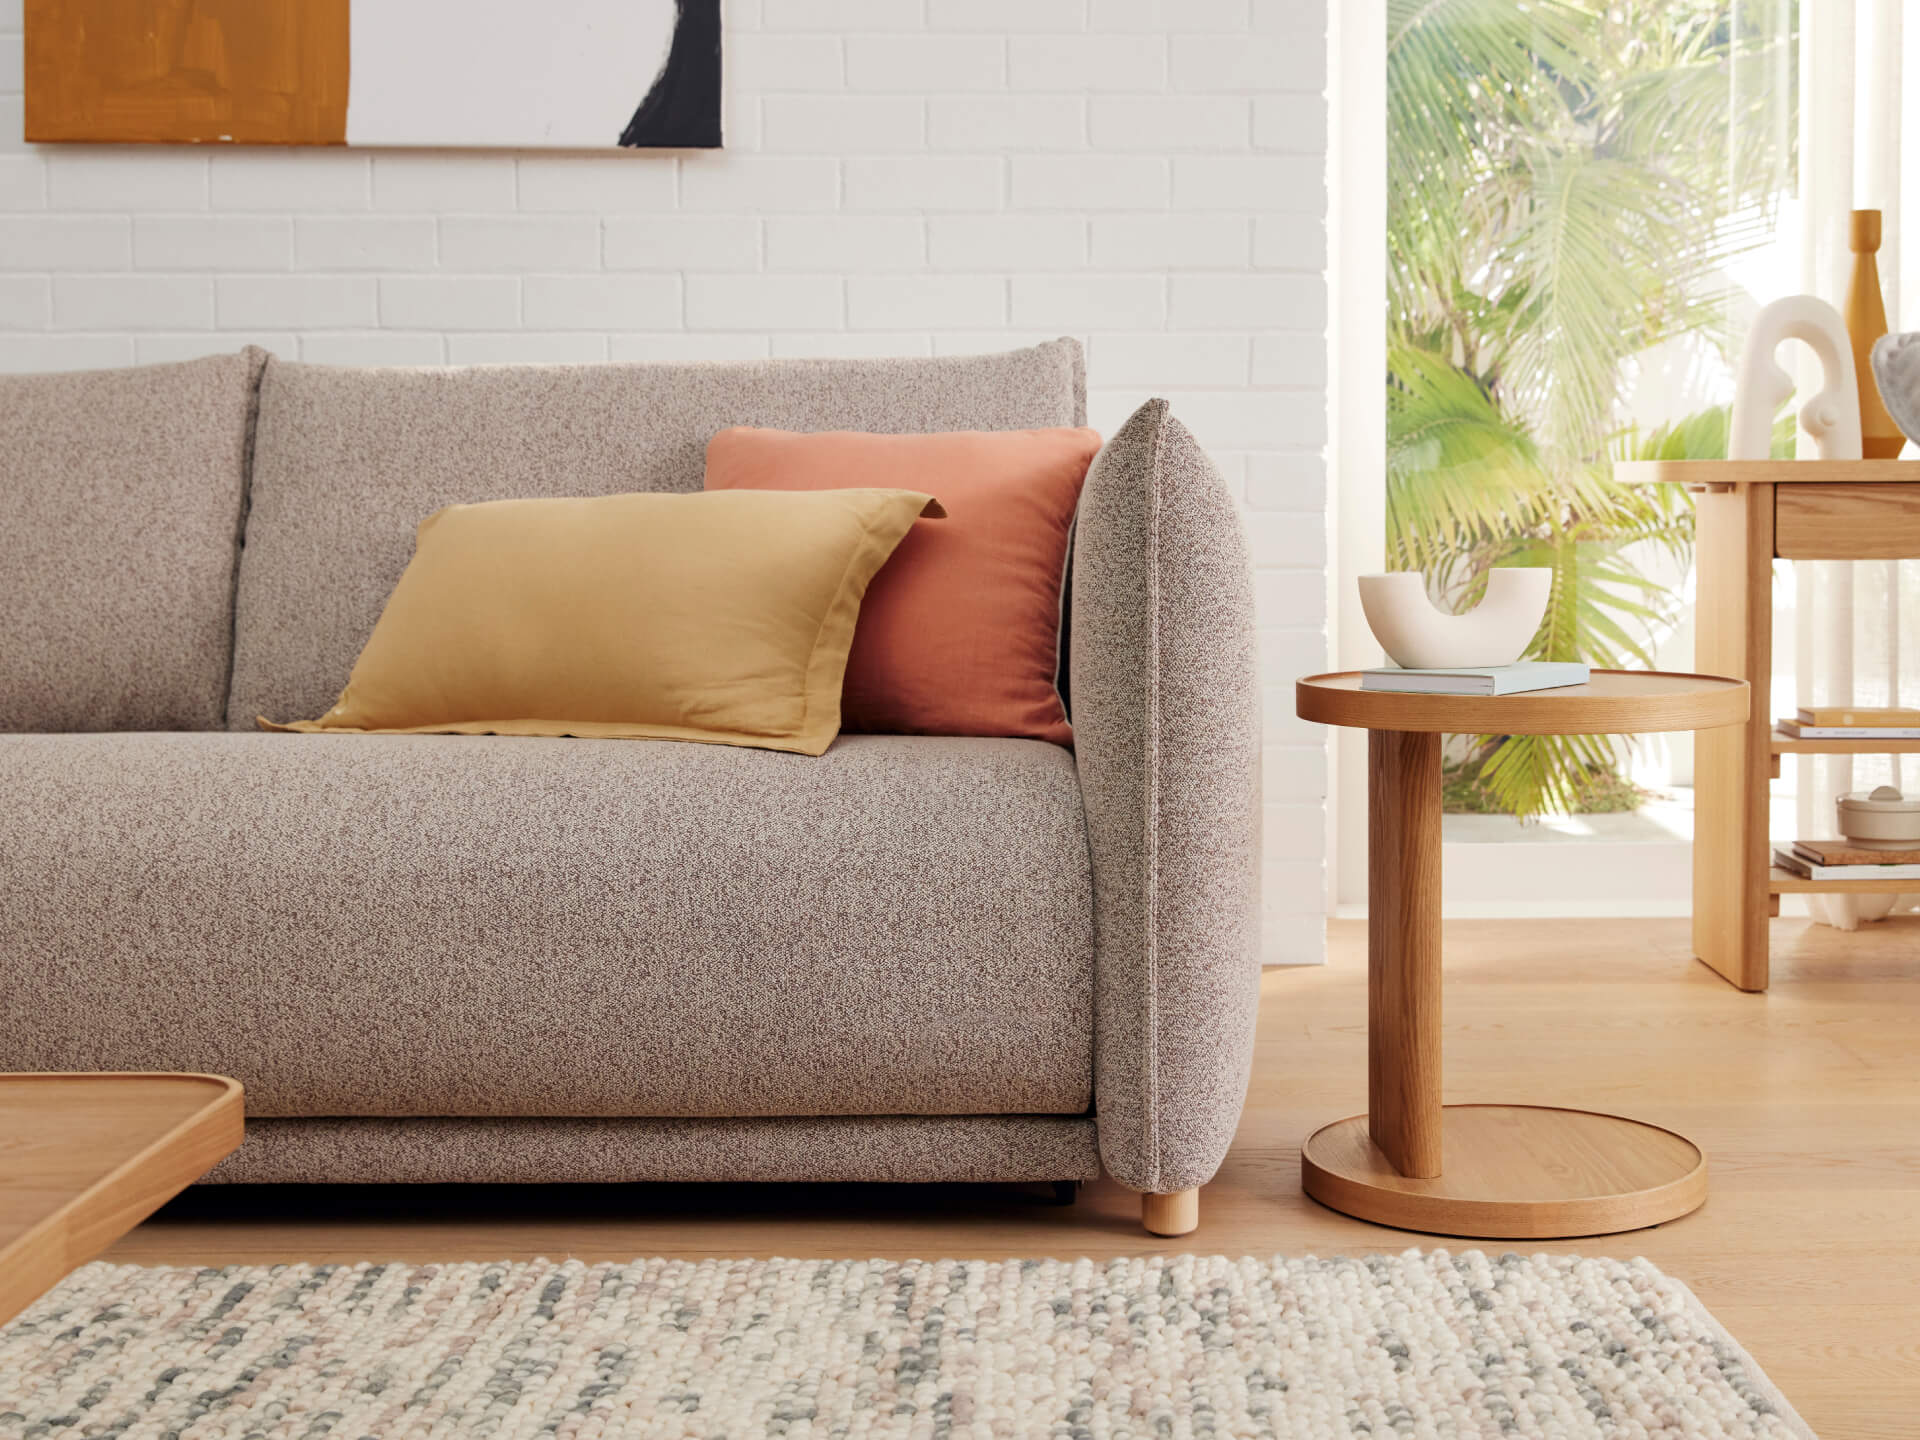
[1141,1188,1199,1237]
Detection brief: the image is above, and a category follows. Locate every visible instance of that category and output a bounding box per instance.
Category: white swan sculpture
[1358,568,1552,671]
[1729,295,1862,461]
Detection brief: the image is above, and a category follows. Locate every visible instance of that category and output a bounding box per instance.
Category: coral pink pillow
[704,426,1100,745]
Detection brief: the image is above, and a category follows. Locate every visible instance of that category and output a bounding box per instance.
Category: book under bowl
[1359,661,1590,696]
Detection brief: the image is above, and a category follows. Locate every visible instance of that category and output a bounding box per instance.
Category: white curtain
[1793,0,1918,924]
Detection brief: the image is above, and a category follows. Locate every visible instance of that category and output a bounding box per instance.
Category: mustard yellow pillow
[262,488,943,755]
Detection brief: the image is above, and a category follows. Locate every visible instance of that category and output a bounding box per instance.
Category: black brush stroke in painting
[620,0,722,148]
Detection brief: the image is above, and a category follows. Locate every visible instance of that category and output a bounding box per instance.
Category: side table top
[1617,459,1920,488]
[1296,670,1749,735]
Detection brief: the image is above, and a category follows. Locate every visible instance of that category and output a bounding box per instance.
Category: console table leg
[1368,728,1443,1177]
[1691,483,1774,992]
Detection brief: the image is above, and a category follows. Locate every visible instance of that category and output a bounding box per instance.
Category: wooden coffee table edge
[0,1073,244,1328]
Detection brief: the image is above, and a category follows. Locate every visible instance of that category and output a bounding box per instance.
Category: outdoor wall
[0,0,1330,962]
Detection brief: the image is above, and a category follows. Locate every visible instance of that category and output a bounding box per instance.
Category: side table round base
[1301,1104,1706,1239]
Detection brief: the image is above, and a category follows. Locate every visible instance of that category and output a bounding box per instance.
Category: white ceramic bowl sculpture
[1358,567,1553,671]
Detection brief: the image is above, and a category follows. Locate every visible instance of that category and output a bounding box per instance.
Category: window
[1348,1,1799,910]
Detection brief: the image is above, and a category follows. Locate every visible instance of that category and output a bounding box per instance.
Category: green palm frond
[1497,149,1694,456]
[1473,731,1623,816]
[1385,0,1591,329]
[1463,529,1666,815]
[1513,536,1670,668]
[1385,344,1555,575]
[1614,404,1731,463]
[1608,0,1797,220]
[1612,400,1798,466]
[1385,0,1593,192]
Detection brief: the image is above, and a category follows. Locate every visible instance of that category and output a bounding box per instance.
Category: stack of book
[1773,839,1920,881]
[1776,705,1920,740]
[1360,662,1590,696]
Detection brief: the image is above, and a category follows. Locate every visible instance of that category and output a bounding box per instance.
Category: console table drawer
[1775,482,1920,559]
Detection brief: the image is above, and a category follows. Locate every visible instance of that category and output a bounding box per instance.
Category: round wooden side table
[1295,669,1750,1238]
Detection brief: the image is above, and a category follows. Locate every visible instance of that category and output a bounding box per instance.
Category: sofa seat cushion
[0,733,1094,1119]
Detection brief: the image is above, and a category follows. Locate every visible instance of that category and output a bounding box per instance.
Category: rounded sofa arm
[1069,398,1264,1196]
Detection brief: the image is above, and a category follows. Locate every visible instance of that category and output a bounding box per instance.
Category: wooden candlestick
[1845,208,1907,460]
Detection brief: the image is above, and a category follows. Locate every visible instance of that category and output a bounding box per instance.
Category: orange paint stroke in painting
[25,0,349,145]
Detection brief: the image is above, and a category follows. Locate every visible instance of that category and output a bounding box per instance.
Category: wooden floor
[110,917,1920,1439]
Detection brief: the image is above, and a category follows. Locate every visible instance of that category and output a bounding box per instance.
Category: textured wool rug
[0,1251,1811,1439]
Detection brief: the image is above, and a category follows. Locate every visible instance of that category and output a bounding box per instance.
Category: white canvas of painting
[351,1,676,148]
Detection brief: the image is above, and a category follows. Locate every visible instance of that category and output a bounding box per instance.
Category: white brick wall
[0,0,1329,964]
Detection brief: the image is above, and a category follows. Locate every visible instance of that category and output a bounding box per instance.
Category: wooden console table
[1620,458,1920,991]
[1296,671,1747,1237]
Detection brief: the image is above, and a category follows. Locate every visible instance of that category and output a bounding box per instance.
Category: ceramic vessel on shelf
[1836,786,1920,847]
[1844,210,1906,459]
[1357,567,1551,671]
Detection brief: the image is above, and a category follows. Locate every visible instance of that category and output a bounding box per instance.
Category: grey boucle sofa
[0,338,1262,1236]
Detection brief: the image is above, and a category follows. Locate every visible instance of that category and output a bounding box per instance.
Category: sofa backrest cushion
[227,340,1086,729]
[0,349,266,733]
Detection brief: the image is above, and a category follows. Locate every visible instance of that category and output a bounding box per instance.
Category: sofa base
[205,1114,1103,1186]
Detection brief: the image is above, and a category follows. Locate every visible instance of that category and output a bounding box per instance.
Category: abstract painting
[23,0,722,148]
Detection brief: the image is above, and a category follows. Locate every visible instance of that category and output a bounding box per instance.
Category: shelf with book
[1770,728,1920,755]
[1768,865,1916,895]
[1771,836,1920,894]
